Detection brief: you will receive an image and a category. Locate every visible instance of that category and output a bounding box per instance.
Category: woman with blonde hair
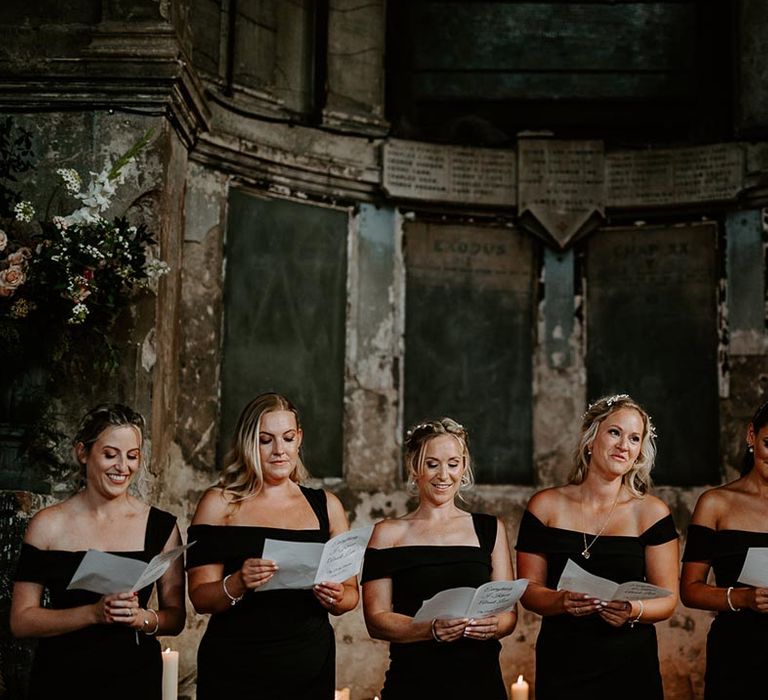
[516,394,679,700]
[362,417,517,699]
[187,392,358,699]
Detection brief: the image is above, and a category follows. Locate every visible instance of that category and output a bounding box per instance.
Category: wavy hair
[217,393,309,505]
[403,417,474,496]
[567,394,657,497]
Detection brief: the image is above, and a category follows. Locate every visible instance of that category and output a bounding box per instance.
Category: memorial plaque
[404,222,535,484]
[382,139,516,206]
[219,190,347,478]
[518,139,605,248]
[606,143,744,207]
[586,223,719,486]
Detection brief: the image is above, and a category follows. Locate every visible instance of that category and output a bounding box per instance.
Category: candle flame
[517,675,524,683]
[164,648,171,653]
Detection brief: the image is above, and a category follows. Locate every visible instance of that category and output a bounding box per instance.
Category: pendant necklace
[580,487,622,559]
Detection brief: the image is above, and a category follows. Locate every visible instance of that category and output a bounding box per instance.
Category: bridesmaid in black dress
[516,394,679,700]
[362,417,517,700]
[186,392,358,700]
[10,403,186,700]
[681,399,768,699]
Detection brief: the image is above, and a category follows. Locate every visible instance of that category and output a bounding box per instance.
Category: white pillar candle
[510,674,529,700]
[161,648,179,700]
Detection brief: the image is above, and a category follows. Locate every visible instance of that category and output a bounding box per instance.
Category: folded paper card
[67,542,194,595]
[413,579,529,621]
[556,558,672,601]
[258,526,374,591]
[736,547,768,587]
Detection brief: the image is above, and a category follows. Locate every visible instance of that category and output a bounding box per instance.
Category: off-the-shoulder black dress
[516,510,678,700]
[682,524,768,699]
[361,512,507,700]
[186,486,335,700]
[13,506,177,700]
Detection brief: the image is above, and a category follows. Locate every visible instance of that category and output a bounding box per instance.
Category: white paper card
[258,526,374,591]
[736,547,768,587]
[67,542,193,595]
[556,558,672,601]
[413,579,529,621]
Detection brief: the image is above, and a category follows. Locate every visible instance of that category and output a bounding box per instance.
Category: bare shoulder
[369,518,409,548]
[191,487,230,525]
[23,498,74,548]
[637,493,672,529]
[689,483,736,527]
[324,489,345,516]
[323,490,351,533]
[526,486,569,522]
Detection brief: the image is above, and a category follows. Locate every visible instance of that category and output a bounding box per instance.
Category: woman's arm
[147,524,186,635]
[312,491,359,616]
[10,508,110,638]
[187,488,279,614]
[10,580,106,638]
[680,489,768,614]
[464,517,517,641]
[361,520,467,644]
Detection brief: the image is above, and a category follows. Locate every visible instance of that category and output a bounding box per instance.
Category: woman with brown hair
[10,403,185,700]
[680,399,768,699]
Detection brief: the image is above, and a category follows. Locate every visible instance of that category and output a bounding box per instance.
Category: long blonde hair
[218,393,309,504]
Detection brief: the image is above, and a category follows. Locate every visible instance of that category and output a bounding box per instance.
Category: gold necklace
[580,487,621,559]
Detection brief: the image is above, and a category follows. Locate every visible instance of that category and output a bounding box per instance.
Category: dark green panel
[586,224,719,486]
[411,3,694,72]
[220,190,348,478]
[404,222,535,484]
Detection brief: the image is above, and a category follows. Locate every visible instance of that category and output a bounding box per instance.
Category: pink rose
[0,230,7,252]
[6,250,29,266]
[0,265,26,291]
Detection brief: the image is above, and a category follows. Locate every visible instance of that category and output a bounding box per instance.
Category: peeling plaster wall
[3,3,768,699]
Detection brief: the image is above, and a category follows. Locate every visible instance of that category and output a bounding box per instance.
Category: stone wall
[2,2,768,699]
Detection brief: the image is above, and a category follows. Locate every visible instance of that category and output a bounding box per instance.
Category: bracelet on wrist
[141,607,160,635]
[726,586,741,612]
[223,573,244,606]
[628,599,644,628]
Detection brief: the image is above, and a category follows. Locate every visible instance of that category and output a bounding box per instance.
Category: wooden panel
[219,190,348,478]
[404,221,536,484]
[586,223,719,486]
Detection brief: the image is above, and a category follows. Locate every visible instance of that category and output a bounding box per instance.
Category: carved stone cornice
[0,21,210,148]
[191,102,382,201]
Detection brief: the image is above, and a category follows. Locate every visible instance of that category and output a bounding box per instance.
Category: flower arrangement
[0,126,169,370]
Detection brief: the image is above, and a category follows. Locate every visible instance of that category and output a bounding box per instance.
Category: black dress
[13,506,177,700]
[361,512,507,700]
[186,486,335,700]
[515,510,678,700]
[682,525,768,700]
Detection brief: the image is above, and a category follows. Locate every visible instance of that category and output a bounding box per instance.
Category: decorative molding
[0,21,210,148]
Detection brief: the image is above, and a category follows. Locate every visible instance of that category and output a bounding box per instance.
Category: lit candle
[510,674,529,700]
[162,648,179,700]
[334,690,351,700]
